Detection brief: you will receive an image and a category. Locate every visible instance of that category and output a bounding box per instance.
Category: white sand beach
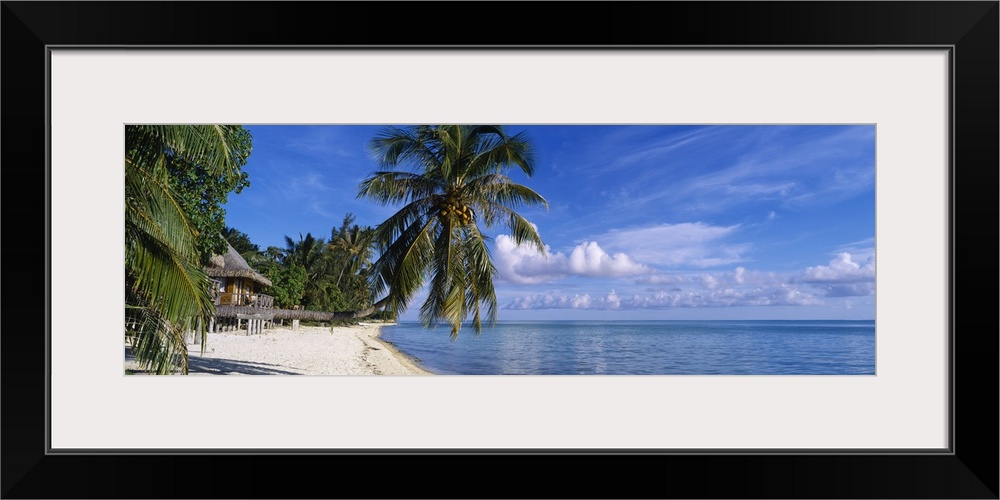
[125,323,432,375]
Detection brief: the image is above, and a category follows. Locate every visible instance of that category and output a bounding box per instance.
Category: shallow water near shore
[379,320,876,375]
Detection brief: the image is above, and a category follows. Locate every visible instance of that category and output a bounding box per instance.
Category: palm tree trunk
[217,297,391,322]
[329,296,390,320]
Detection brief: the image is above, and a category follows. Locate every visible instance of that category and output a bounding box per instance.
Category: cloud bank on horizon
[224,124,876,320]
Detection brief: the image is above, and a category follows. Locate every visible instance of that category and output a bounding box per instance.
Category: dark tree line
[223,213,391,319]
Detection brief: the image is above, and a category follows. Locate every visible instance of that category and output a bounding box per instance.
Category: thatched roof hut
[205,243,272,288]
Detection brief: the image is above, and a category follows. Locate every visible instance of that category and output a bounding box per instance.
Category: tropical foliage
[125,125,252,374]
[328,213,375,289]
[166,129,252,264]
[222,226,261,261]
[283,232,326,286]
[358,125,548,337]
[260,260,308,308]
[233,214,377,313]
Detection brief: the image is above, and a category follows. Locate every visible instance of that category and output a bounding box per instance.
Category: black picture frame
[3,2,997,498]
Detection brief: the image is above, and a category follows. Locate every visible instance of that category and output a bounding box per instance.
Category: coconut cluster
[436,196,474,225]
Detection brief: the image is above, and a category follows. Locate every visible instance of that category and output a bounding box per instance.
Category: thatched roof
[204,242,273,288]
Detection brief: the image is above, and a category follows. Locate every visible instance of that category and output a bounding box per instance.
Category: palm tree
[125,125,249,374]
[358,125,548,337]
[282,233,325,278]
[282,232,326,308]
[329,213,375,288]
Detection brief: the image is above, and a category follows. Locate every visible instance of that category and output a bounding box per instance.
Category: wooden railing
[213,292,273,308]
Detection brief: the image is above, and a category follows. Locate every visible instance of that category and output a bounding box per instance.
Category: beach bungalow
[205,242,273,307]
[204,242,274,333]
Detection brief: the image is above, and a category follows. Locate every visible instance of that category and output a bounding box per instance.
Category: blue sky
[223,124,875,321]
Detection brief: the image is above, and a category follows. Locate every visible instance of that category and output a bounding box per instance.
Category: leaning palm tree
[358,125,548,337]
[125,125,249,374]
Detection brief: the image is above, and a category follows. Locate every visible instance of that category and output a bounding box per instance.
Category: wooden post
[233,313,273,335]
[292,319,300,330]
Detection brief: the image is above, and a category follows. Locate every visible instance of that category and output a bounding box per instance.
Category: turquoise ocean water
[378,320,875,375]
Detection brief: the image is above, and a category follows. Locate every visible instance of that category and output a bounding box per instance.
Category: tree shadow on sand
[187,355,303,375]
[125,346,302,375]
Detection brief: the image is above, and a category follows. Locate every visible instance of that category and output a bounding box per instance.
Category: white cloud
[833,238,875,258]
[567,242,649,277]
[792,253,876,298]
[700,274,719,290]
[505,284,822,310]
[499,244,877,309]
[604,289,622,309]
[637,266,777,289]
[820,282,876,298]
[493,236,564,284]
[504,252,877,310]
[597,223,746,268]
[802,252,875,283]
[700,266,781,289]
[634,274,685,286]
[494,235,650,284]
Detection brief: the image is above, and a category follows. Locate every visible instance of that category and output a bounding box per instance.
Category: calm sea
[378,320,875,375]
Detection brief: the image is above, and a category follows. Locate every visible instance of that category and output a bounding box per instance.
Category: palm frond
[419,217,468,334]
[370,197,439,249]
[128,125,250,180]
[125,158,214,327]
[368,126,443,172]
[357,171,441,205]
[370,215,437,316]
[463,173,549,212]
[481,201,547,254]
[126,300,191,375]
[462,224,498,333]
[125,157,199,261]
[464,128,536,179]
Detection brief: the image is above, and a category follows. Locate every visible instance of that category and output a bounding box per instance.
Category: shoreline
[359,322,437,375]
[125,323,433,375]
[357,322,435,375]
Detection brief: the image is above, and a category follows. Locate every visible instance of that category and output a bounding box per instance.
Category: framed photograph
[6,2,996,498]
